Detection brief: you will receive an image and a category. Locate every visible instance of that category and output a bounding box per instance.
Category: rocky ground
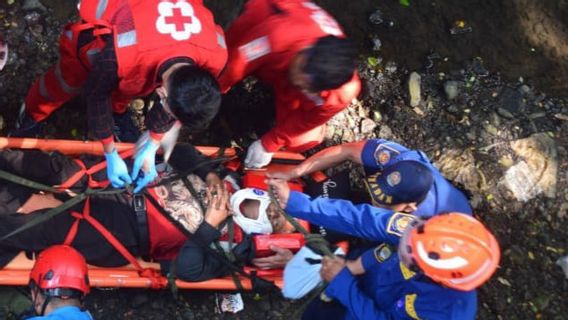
[1,0,567,319]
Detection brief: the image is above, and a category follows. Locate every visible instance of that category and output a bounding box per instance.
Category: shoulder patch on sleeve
[373,143,401,167]
[386,212,416,237]
[239,36,271,62]
[405,294,421,320]
[373,243,393,263]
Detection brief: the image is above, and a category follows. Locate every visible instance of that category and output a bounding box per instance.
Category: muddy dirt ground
[1,0,568,319]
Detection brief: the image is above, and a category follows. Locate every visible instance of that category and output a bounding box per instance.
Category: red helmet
[405,213,500,291]
[29,245,90,296]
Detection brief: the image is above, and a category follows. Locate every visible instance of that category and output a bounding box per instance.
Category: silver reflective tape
[216,32,226,49]
[65,30,73,40]
[55,60,81,95]
[95,0,108,20]
[86,48,101,65]
[117,30,137,48]
[39,74,52,100]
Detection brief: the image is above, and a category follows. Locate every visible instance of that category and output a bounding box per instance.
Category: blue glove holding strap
[131,140,160,193]
[105,149,132,188]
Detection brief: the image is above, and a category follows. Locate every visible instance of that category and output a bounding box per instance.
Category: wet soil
[1,1,567,319]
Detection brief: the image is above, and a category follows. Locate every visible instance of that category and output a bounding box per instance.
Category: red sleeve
[261,73,361,152]
[217,0,273,93]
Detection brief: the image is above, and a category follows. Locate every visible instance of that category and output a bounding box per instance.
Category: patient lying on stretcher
[0,144,310,281]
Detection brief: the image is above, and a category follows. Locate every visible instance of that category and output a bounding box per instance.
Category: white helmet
[230,188,273,234]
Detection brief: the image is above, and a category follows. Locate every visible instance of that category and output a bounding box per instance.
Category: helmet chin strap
[30,287,51,317]
[39,295,51,317]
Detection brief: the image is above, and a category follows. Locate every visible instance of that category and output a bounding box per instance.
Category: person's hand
[245,140,274,168]
[206,172,223,189]
[252,245,294,269]
[320,256,346,282]
[131,139,160,193]
[265,176,290,209]
[268,168,299,181]
[204,184,230,228]
[105,149,132,188]
[346,257,365,276]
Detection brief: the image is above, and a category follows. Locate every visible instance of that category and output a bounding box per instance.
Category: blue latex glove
[104,149,132,188]
[131,140,160,193]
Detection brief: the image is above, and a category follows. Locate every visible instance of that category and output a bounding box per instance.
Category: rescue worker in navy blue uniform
[271,138,472,217]
[267,173,500,320]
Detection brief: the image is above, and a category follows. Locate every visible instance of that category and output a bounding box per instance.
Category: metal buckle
[133,194,146,212]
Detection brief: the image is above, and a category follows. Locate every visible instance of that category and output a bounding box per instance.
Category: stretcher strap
[58,149,134,190]
[63,198,166,289]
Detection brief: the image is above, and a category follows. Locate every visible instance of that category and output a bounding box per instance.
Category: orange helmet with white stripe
[404,213,500,291]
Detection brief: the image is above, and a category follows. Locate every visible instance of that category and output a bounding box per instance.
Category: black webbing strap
[0,169,62,193]
[133,194,150,259]
[0,187,125,241]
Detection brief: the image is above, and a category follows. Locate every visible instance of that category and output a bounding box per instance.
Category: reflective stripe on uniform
[216,32,226,49]
[86,48,102,66]
[117,30,137,48]
[39,74,52,101]
[55,60,82,95]
[95,0,109,20]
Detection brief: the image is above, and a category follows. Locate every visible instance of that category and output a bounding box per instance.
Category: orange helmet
[405,213,500,291]
[29,245,90,296]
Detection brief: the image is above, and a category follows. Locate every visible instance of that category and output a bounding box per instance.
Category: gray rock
[22,0,47,12]
[501,133,558,201]
[444,81,460,100]
[496,107,514,119]
[408,72,421,107]
[360,118,376,134]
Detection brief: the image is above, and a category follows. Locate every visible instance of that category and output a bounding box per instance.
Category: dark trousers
[0,150,139,267]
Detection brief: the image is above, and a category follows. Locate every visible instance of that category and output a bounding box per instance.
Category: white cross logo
[156,1,202,41]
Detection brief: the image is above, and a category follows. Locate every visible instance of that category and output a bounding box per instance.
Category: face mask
[230,188,273,234]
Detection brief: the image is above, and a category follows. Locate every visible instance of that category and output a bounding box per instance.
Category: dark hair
[167,65,221,133]
[303,35,358,92]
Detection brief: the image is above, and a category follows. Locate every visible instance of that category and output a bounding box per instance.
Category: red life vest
[145,188,187,261]
[80,0,227,101]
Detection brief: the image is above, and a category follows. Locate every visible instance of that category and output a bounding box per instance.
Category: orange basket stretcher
[0,137,324,290]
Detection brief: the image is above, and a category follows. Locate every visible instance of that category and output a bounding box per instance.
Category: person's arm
[174,222,230,281]
[175,185,230,281]
[325,268,405,320]
[82,37,132,188]
[271,141,366,180]
[217,3,271,93]
[83,36,119,146]
[285,191,402,243]
[260,75,361,153]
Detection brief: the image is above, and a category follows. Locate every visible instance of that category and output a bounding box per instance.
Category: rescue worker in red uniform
[14,0,227,192]
[218,0,361,168]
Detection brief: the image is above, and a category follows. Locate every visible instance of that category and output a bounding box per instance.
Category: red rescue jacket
[79,0,227,102]
[219,0,361,151]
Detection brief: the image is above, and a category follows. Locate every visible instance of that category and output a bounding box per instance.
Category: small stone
[384,61,397,74]
[496,107,514,119]
[444,81,460,100]
[22,0,47,12]
[129,98,145,112]
[372,110,382,122]
[360,118,376,134]
[408,72,421,107]
[369,9,384,25]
